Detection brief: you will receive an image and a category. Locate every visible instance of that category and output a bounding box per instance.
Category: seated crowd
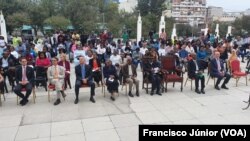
[0,30,249,106]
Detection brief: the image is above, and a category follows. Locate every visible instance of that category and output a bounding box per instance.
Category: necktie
[81,65,85,79]
[54,66,58,78]
[22,66,27,81]
[217,59,221,72]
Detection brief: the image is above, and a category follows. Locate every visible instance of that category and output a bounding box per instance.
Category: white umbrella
[0,11,7,43]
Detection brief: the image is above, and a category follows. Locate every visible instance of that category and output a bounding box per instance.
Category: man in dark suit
[144,57,162,96]
[75,56,95,104]
[210,51,231,90]
[122,57,139,97]
[187,53,205,94]
[14,57,34,106]
[0,49,18,91]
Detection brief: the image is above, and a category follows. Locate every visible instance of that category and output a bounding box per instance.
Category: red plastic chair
[48,84,65,102]
[230,59,248,87]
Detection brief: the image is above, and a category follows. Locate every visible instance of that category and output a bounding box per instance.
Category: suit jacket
[122,64,137,80]
[47,65,65,80]
[89,58,101,71]
[0,54,18,68]
[58,60,70,72]
[15,65,35,85]
[187,59,200,78]
[103,65,118,79]
[143,61,160,73]
[210,58,224,77]
[75,64,92,82]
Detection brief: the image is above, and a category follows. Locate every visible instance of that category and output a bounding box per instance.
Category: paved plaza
[0,64,250,141]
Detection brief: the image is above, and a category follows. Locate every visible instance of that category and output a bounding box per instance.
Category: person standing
[47,57,66,105]
[74,57,96,104]
[14,57,34,106]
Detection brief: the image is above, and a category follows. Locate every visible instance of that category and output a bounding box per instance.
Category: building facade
[171,0,207,26]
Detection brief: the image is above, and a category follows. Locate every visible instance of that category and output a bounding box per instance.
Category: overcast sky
[207,0,250,12]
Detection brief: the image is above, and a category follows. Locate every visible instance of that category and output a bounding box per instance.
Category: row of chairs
[184,59,248,90]
[142,55,248,93]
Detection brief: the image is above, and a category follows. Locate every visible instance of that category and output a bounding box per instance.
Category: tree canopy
[1,0,248,38]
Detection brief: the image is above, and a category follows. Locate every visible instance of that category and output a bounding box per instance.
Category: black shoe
[195,89,201,94]
[21,99,28,106]
[110,96,115,101]
[19,99,25,105]
[128,92,134,97]
[74,98,79,104]
[156,91,162,96]
[90,97,96,103]
[221,85,229,90]
[242,61,245,63]
[201,89,205,94]
[54,99,61,106]
[150,91,154,96]
[136,91,139,97]
[215,86,220,90]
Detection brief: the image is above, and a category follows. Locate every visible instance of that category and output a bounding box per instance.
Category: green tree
[211,21,230,38]
[40,0,58,17]
[137,0,166,16]
[232,16,250,36]
[176,24,192,37]
[6,12,31,31]
[44,16,71,31]
[165,17,175,37]
[136,0,167,35]
[26,2,48,35]
[62,0,99,32]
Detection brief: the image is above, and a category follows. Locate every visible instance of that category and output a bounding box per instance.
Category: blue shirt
[179,49,188,59]
[197,51,207,60]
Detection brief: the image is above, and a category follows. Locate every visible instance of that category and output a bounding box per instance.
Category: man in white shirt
[10,46,18,59]
[110,50,122,65]
[185,42,195,53]
[85,50,93,65]
[158,44,166,56]
[96,43,106,62]
[139,41,148,56]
